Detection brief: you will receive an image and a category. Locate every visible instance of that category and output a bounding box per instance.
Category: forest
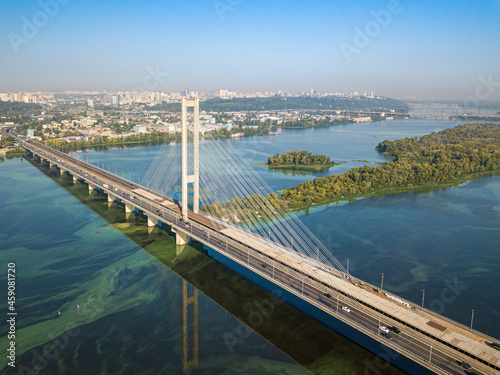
[0,102,41,116]
[268,151,334,167]
[449,115,500,122]
[202,123,500,221]
[282,123,500,208]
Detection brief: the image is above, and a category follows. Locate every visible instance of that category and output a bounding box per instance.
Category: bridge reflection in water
[182,279,199,373]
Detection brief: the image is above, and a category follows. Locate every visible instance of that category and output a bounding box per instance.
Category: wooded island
[202,123,500,222]
[267,150,340,171]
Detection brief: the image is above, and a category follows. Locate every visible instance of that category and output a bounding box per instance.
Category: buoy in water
[58,311,61,317]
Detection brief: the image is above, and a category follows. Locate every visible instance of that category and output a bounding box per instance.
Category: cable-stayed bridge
[3,98,500,375]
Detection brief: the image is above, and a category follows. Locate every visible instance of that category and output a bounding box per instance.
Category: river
[0,119,498,374]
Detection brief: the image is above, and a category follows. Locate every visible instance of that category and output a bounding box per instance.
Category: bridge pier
[147,216,157,227]
[172,228,189,246]
[73,175,78,183]
[107,193,116,203]
[124,203,134,219]
[60,169,66,176]
[88,183,95,192]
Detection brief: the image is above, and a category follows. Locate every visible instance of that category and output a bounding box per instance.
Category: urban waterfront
[1,119,499,374]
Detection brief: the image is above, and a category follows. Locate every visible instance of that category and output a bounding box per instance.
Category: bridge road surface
[5,128,500,375]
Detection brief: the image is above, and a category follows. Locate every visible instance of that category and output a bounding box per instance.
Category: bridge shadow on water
[19,156,408,375]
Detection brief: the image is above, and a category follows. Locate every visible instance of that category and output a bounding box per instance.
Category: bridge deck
[220,220,500,366]
[133,188,227,231]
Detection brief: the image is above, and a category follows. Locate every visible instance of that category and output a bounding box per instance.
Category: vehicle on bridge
[341,306,350,313]
[379,326,389,333]
[389,326,400,334]
[459,361,472,370]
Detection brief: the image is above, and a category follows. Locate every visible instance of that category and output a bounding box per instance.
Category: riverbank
[203,123,500,223]
[282,123,500,210]
[290,169,500,212]
[270,164,338,171]
[256,161,346,172]
[5,147,29,158]
[41,117,357,153]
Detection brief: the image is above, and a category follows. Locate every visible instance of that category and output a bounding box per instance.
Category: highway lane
[6,129,497,375]
[190,225,478,374]
[187,221,488,374]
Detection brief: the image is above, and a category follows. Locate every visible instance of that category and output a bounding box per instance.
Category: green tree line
[268,151,332,166]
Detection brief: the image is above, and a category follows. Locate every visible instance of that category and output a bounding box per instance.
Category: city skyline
[1,0,500,101]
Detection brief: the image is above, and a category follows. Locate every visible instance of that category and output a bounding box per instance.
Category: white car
[379,326,389,333]
[341,306,350,313]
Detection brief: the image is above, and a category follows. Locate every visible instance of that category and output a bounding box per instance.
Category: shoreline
[287,169,500,213]
[222,169,500,226]
[256,161,346,172]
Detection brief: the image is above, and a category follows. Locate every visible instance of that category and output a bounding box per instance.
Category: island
[202,123,500,222]
[267,150,341,171]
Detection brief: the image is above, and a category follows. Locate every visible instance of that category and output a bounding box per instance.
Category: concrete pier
[147,216,157,227]
[125,203,134,213]
[173,228,189,246]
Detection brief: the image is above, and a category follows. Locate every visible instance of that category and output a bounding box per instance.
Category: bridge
[3,98,500,375]
[348,111,450,120]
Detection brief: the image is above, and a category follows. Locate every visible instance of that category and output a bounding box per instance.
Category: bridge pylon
[181,96,200,221]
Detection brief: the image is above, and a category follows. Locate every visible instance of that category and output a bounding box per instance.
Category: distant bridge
[343,110,450,120]
[4,99,500,375]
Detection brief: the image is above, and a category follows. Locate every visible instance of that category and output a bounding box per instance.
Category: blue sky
[1,0,499,99]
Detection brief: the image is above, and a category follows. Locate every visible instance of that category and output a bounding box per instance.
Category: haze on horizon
[1,0,499,101]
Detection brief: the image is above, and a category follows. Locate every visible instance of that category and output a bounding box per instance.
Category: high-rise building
[111,95,120,106]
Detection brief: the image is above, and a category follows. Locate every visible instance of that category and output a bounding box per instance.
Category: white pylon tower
[181,96,200,221]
